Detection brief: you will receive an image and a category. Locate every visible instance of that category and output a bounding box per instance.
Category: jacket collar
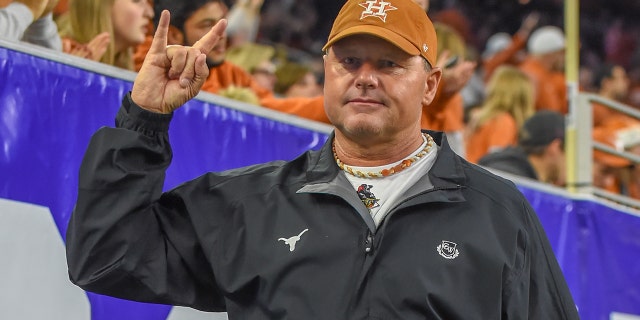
[299,130,467,232]
[305,130,467,189]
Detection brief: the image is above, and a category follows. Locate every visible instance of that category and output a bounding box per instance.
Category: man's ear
[422,67,442,106]
[167,25,185,45]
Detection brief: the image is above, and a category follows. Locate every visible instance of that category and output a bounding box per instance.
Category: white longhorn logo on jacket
[278,229,309,252]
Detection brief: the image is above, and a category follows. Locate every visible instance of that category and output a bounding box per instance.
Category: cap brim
[322,25,420,56]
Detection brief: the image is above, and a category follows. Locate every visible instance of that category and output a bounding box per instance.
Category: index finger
[148,10,170,54]
[192,19,228,55]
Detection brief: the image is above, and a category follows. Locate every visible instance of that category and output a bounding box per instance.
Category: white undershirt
[343,136,438,227]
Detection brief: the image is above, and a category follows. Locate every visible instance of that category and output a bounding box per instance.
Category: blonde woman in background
[465,66,535,163]
[58,0,152,70]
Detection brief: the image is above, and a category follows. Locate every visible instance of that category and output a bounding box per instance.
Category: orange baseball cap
[322,0,438,67]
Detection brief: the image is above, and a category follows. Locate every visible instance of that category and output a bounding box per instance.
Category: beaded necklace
[333,133,435,179]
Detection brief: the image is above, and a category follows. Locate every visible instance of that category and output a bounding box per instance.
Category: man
[591,63,631,127]
[66,0,580,318]
[478,110,566,186]
[519,26,567,114]
[0,0,61,50]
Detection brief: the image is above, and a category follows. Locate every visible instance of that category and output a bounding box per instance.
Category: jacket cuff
[116,92,173,133]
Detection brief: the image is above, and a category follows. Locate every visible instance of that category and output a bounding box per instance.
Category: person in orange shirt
[465,66,536,163]
[481,12,539,82]
[591,63,632,127]
[519,26,568,114]
[593,120,640,199]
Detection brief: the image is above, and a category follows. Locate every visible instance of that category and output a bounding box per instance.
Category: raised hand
[436,49,476,96]
[85,32,110,61]
[131,10,227,114]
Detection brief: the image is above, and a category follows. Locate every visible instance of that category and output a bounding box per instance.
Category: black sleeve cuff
[116,92,173,134]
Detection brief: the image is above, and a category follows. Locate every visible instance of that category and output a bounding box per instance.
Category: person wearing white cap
[482,12,539,82]
[519,25,568,114]
[66,0,580,318]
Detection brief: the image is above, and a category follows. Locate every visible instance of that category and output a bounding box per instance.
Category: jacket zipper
[364,231,374,254]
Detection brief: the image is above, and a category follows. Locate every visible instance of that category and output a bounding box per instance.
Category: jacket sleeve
[66,93,225,311]
[0,3,34,41]
[502,200,580,319]
[21,13,62,50]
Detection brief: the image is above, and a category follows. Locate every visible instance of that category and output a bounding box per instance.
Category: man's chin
[339,120,385,139]
[207,53,225,65]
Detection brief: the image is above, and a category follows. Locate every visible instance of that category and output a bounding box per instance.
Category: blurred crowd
[3,0,640,200]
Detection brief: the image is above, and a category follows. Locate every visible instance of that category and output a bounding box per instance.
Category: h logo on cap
[359,0,398,22]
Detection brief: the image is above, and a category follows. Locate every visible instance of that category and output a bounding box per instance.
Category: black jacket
[66,94,580,319]
[478,146,538,181]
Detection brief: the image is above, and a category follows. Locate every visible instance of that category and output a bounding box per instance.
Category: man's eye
[339,57,361,70]
[342,57,358,65]
[380,60,398,68]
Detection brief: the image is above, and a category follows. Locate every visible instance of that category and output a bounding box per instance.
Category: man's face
[323,34,438,142]
[111,0,154,49]
[610,66,630,100]
[182,1,228,64]
[285,71,323,98]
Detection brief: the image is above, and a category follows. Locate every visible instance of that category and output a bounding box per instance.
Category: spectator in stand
[593,121,640,200]
[249,58,278,92]
[481,12,539,82]
[273,61,322,98]
[591,63,632,127]
[225,42,278,92]
[519,26,567,114]
[589,63,640,199]
[0,0,62,50]
[478,110,566,186]
[59,0,153,70]
[465,66,535,163]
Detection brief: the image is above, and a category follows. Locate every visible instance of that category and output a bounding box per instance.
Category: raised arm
[66,10,229,311]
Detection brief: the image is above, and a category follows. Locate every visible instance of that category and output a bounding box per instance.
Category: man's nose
[354,63,378,89]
